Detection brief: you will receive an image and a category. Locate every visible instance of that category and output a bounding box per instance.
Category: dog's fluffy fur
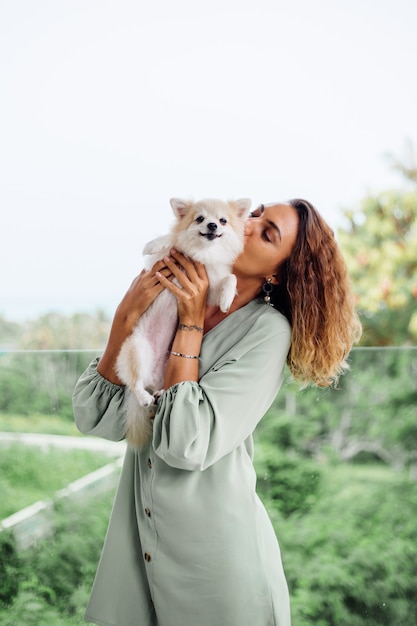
[116,197,251,448]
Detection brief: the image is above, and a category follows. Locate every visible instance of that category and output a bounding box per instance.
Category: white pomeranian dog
[116,197,251,448]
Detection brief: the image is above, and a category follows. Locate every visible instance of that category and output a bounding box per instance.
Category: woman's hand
[97,259,173,383]
[155,250,209,389]
[155,249,209,328]
[115,261,172,335]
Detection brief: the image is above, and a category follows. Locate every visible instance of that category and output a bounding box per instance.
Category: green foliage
[255,443,322,517]
[323,349,417,471]
[338,185,417,345]
[31,501,105,607]
[0,445,112,519]
[0,351,96,420]
[0,589,85,625]
[278,471,417,625]
[0,413,80,436]
[3,462,416,625]
[252,346,417,622]
[257,347,417,472]
[0,532,20,604]
[0,494,114,624]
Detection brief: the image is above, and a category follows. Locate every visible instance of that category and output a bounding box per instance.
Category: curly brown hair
[270,198,362,387]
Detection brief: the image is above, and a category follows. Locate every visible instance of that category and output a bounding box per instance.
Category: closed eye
[262,228,271,242]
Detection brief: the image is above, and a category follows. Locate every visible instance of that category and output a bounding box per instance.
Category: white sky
[1,0,417,321]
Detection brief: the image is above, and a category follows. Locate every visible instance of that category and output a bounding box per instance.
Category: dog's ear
[170,198,192,219]
[231,198,251,218]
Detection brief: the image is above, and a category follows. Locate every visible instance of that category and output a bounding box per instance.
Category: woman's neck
[204,278,262,333]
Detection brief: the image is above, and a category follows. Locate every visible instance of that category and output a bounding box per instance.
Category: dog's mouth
[200,233,222,241]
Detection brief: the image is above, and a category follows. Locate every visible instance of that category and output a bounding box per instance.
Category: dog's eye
[220,218,227,225]
[195,216,204,224]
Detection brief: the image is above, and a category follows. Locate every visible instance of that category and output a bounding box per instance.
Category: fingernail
[170,248,177,254]
[163,256,170,263]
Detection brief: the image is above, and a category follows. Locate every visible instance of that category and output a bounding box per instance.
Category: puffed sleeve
[72,357,127,442]
[152,313,291,471]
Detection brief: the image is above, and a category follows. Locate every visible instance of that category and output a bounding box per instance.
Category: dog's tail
[124,391,155,448]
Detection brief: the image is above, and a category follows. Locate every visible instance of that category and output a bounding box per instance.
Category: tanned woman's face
[233,203,299,284]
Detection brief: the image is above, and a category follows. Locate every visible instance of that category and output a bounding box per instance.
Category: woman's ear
[270,273,280,286]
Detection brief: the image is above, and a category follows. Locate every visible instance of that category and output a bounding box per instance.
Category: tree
[338,154,417,346]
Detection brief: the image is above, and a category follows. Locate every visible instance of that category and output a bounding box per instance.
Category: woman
[73,199,361,626]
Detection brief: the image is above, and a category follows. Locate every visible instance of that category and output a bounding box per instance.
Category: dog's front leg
[219,274,238,312]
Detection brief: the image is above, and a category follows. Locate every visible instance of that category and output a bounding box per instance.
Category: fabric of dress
[72,299,292,626]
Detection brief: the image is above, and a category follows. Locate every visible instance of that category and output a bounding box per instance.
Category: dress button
[144,552,151,562]
[144,507,151,518]
[147,458,152,469]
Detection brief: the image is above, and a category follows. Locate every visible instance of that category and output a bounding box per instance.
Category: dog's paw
[144,403,158,420]
[219,275,238,312]
[219,288,237,312]
[134,387,156,407]
[219,298,233,313]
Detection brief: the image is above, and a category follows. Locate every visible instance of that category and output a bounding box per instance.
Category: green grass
[0,413,80,436]
[0,444,115,519]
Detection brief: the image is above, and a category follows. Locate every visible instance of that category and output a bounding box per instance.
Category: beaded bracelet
[170,350,199,359]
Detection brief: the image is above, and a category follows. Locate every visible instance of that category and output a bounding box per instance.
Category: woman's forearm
[163,323,204,388]
[156,250,208,389]
[97,322,131,384]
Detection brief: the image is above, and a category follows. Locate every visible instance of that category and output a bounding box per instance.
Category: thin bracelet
[178,323,204,333]
[170,350,199,359]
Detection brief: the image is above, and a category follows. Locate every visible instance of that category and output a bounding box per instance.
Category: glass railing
[0,347,416,625]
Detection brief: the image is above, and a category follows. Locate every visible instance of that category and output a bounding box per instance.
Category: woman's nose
[244,219,254,235]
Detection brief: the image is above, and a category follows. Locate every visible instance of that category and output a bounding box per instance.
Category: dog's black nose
[207,222,217,232]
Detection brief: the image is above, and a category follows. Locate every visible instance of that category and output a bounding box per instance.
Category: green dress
[73,300,292,626]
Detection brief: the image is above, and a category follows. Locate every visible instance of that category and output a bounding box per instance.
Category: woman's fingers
[162,250,205,289]
[122,265,173,317]
[172,250,208,282]
[131,264,172,290]
[154,270,185,298]
[147,267,173,288]
[151,251,209,313]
